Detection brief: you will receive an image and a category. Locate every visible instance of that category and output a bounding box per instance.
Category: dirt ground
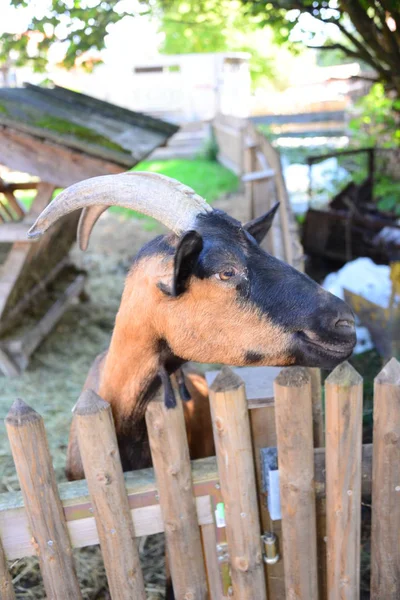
[0,191,249,599]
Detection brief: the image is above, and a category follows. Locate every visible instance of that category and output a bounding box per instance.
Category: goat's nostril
[335,318,355,330]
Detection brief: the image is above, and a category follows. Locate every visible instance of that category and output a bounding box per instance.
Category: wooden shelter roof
[0,84,178,168]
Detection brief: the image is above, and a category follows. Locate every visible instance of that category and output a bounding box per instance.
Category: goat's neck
[98,269,182,429]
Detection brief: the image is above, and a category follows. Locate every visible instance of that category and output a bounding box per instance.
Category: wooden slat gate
[213,114,304,272]
[1,358,400,598]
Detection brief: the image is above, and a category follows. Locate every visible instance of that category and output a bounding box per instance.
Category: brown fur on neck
[98,253,181,426]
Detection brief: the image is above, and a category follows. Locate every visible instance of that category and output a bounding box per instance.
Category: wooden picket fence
[0,358,399,599]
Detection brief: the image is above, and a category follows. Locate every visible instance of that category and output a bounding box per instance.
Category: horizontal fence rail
[1,360,400,599]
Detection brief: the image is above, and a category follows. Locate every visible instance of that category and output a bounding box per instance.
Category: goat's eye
[216,267,237,281]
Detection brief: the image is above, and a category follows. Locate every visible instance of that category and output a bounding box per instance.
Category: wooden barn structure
[0,84,178,376]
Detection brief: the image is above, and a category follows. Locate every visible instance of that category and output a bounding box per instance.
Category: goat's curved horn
[28,172,212,243]
[78,206,109,251]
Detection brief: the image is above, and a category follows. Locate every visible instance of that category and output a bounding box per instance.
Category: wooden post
[0,538,15,600]
[325,362,363,600]
[5,399,82,599]
[307,366,327,599]
[371,358,400,599]
[274,367,319,600]
[145,392,208,600]
[74,390,146,600]
[209,367,266,600]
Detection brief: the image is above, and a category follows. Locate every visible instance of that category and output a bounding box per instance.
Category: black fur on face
[133,207,356,370]
[181,209,356,369]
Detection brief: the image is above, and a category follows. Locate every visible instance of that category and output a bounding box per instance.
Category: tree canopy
[2,0,400,95]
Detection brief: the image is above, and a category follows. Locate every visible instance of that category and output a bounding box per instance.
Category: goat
[29,172,356,594]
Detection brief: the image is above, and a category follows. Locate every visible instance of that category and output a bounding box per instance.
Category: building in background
[6,52,251,124]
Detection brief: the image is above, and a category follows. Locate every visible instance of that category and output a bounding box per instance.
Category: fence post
[5,399,82,600]
[325,362,363,600]
[307,366,328,599]
[74,389,146,600]
[0,538,15,600]
[209,367,266,600]
[145,391,208,600]
[274,367,319,599]
[371,358,400,599]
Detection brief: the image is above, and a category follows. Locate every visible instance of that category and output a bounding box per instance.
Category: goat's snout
[292,292,357,369]
[321,298,356,340]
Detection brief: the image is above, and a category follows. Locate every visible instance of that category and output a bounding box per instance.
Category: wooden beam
[0,347,19,377]
[251,110,346,126]
[20,274,86,359]
[0,444,374,563]
[0,200,15,221]
[0,183,55,321]
[0,182,39,192]
[0,457,218,561]
[242,169,275,183]
[0,537,15,600]
[3,274,85,372]
[0,222,30,243]
[0,257,69,337]
[1,192,25,219]
[0,126,124,188]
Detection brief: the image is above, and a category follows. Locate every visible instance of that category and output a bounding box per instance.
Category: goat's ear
[244,202,280,244]
[172,230,203,296]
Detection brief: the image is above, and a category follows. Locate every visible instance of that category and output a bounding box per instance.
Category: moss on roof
[34,116,128,154]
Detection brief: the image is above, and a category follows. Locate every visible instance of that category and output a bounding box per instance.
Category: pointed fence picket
[1,360,399,599]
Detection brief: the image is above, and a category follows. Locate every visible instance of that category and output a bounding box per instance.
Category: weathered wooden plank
[17,274,86,362]
[325,362,363,600]
[242,169,275,183]
[0,183,55,321]
[274,367,318,599]
[74,390,146,599]
[0,257,69,338]
[201,520,226,599]
[5,400,82,599]
[0,444,374,562]
[371,358,400,599]
[209,368,267,600]
[0,126,124,188]
[0,222,31,243]
[1,191,25,219]
[249,404,286,598]
[251,110,346,126]
[0,346,19,377]
[0,199,15,221]
[0,182,38,192]
[146,392,208,599]
[0,537,15,600]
